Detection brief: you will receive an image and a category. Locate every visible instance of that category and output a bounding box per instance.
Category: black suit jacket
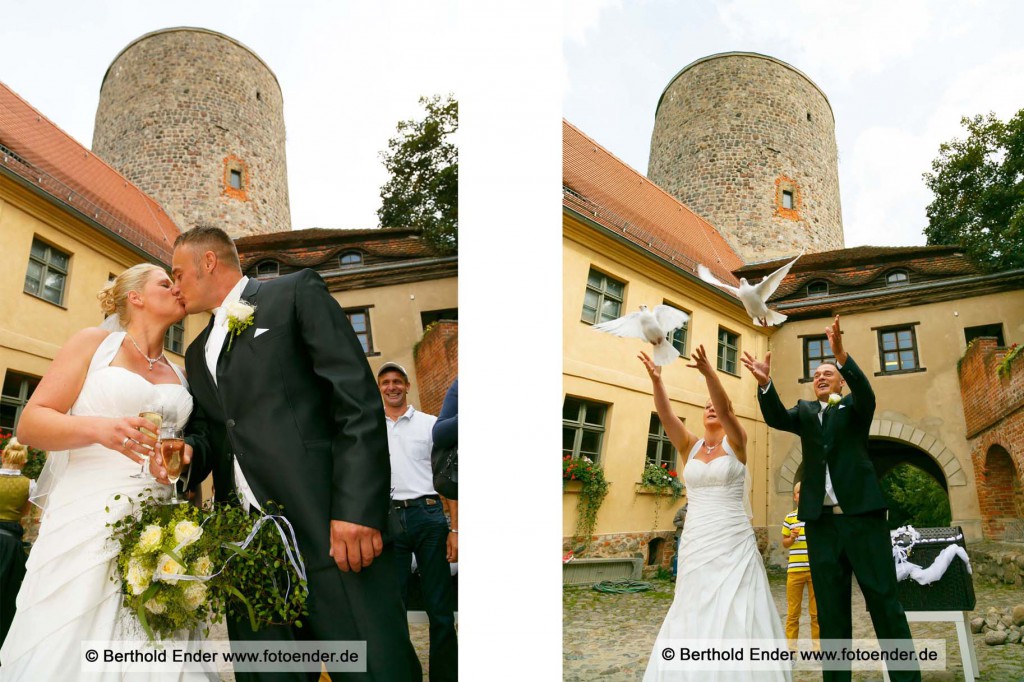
[757,354,886,520]
[184,269,391,570]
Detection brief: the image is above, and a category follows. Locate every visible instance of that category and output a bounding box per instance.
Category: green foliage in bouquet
[107,493,308,641]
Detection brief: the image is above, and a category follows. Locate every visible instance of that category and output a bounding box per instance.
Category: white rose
[126,557,151,595]
[224,300,255,322]
[155,554,186,584]
[173,520,203,547]
[138,525,163,553]
[193,555,213,577]
[183,582,207,611]
[827,393,842,407]
[144,598,166,614]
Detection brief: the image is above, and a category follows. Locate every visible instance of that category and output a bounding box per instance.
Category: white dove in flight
[697,253,801,327]
[592,304,690,366]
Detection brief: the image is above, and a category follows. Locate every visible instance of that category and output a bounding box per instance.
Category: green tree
[378,94,458,254]
[880,463,951,530]
[923,110,1024,272]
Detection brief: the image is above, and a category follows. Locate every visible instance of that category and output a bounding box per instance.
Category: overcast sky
[563,0,1024,248]
[0,0,456,231]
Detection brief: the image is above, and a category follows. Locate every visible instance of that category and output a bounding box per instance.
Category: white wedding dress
[643,437,790,681]
[0,332,212,680]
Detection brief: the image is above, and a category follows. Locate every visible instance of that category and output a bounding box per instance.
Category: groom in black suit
[163,225,421,681]
[743,316,919,682]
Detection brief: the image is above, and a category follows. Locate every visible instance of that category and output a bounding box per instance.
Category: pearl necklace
[126,332,164,371]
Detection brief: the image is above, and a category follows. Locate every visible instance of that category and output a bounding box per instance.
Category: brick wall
[958,338,1024,537]
[413,320,457,417]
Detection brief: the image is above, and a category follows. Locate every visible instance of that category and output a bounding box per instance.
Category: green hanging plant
[997,343,1021,379]
[563,455,609,548]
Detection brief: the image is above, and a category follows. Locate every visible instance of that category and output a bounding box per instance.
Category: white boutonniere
[827,393,842,409]
[224,300,256,352]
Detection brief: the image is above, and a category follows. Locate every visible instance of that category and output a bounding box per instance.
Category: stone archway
[977,445,1024,539]
[776,420,968,493]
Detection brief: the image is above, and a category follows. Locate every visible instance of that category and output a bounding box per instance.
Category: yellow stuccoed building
[562,120,775,568]
[0,81,198,433]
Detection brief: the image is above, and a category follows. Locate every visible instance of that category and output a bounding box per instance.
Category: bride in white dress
[640,345,790,681]
[0,264,211,680]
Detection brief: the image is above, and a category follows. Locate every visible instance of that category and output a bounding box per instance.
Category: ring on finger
[121,436,131,449]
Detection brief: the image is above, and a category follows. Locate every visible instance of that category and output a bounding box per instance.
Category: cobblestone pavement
[564,568,1024,681]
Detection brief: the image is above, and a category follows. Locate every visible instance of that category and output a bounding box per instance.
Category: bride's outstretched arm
[637,352,697,455]
[687,344,748,462]
[17,328,155,462]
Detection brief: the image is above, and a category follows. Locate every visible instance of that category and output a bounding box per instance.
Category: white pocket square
[254,328,270,338]
[838,404,846,410]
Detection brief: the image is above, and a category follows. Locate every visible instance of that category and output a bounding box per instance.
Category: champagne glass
[132,403,163,479]
[158,425,186,504]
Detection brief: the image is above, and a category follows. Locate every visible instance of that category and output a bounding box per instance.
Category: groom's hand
[150,443,193,485]
[330,520,384,572]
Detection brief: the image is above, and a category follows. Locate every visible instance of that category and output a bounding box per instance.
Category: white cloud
[562,0,623,46]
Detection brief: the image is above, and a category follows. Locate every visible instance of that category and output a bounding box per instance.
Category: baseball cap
[377,362,409,380]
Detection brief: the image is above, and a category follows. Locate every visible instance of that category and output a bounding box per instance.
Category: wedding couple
[642,316,918,682]
[0,226,421,680]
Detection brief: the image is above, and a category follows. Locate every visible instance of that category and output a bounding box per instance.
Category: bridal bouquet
[107,494,308,640]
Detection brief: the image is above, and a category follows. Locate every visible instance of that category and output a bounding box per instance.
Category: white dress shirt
[385,406,439,500]
[760,377,839,506]
[204,276,260,512]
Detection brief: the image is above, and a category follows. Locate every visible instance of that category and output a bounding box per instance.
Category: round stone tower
[92,27,290,238]
[649,52,843,263]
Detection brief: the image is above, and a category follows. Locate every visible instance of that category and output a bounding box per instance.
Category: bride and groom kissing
[1,226,421,681]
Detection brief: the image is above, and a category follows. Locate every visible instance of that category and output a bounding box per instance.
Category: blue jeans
[393,501,457,682]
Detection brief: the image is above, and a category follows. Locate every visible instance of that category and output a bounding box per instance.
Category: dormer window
[339,251,363,268]
[256,261,279,279]
[806,280,829,298]
[885,270,909,287]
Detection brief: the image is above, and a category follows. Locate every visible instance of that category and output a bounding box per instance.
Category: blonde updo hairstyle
[2,437,28,469]
[97,264,165,325]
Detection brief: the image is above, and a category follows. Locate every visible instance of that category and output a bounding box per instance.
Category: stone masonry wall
[649,53,844,264]
[958,338,1024,538]
[413,320,457,418]
[93,28,291,238]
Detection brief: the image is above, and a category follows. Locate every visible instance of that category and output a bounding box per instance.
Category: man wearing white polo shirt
[378,362,457,682]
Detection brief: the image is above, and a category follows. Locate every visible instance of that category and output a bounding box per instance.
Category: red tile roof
[0,81,179,263]
[563,119,744,287]
[235,227,439,268]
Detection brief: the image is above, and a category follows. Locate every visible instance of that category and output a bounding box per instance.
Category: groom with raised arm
[742,315,919,682]
[164,225,421,681]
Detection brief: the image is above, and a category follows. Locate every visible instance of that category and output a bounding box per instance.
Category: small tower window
[229,169,242,190]
[223,155,249,200]
[782,190,794,210]
[807,112,812,122]
[886,270,909,287]
[340,251,363,268]
[807,280,829,298]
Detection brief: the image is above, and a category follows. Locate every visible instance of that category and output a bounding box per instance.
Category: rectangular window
[164,321,185,355]
[24,238,70,306]
[878,326,920,373]
[229,169,242,190]
[964,323,1004,347]
[562,396,608,463]
[782,190,794,210]
[345,307,373,355]
[646,413,677,469]
[717,328,739,374]
[803,335,835,379]
[581,268,625,325]
[665,302,691,356]
[1,371,40,432]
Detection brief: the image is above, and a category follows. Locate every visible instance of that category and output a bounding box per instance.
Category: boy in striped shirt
[782,481,819,649]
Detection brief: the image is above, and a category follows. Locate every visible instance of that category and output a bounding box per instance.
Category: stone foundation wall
[971,541,1024,587]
